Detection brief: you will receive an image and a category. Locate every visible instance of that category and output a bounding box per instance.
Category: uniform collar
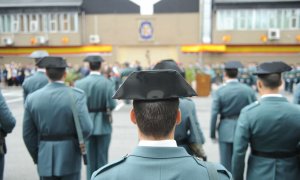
[260,94,283,99]
[225,79,239,84]
[37,68,46,73]
[138,140,177,147]
[259,94,287,102]
[90,71,101,75]
[131,146,190,159]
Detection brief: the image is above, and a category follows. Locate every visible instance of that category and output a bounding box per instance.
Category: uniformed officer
[153,59,206,160]
[0,90,16,180]
[75,55,116,179]
[232,61,300,180]
[91,70,232,180]
[23,57,93,180]
[293,81,300,104]
[22,50,49,102]
[210,61,256,172]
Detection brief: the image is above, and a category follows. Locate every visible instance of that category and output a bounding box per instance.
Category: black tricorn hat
[112,70,197,100]
[153,59,183,72]
[253,61,292,75]
[37,56,68,68]
[83,55,104,63]
[224,61,243,69]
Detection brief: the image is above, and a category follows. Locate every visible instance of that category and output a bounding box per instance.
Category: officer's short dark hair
[89,62,101,71]
[133,98,179,139]
[46,68,65,81]
[225,69,238,78]
[258,73,282,89]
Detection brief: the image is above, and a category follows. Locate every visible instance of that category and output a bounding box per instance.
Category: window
[70,13,78,32]
[60,13,70,32]
[237,10,247,30]
[0,15,3,33]
[3,15,11,33]
[268,10,277,29]
[49,14,58,32]
[217,8,300,31]
[290,9,298,29]
[11,14,20,33]
[29,14,39,32]
[20,14,28,32]
[41,14,48,32]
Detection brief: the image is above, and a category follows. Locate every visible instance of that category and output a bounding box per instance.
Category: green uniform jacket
[22,71,49,102]
[23,82,93,177]
[176,98,205,150]
[0,90,16,133]
[210,81,256,142]
[293,83,300,104]
[232,96,300,180]
[75,74,116,135]
[91,146,232,180]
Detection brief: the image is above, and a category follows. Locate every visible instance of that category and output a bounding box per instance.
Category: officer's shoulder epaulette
[243,101,260,111]
[192,156,206,167]
[93,155,128,177]
[71,87,84,94]
[192,157,232,179]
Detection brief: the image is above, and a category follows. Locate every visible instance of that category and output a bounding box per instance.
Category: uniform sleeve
[107,81,117,110]
[188,101,205,144]
[250,89,257,103]
[210,91,220,139]
[232,110,250,180]
[22,99,38,163]
[0,92,16,133]
[22,83,28,104]
[293,85,300,104]
[76,93,93,139]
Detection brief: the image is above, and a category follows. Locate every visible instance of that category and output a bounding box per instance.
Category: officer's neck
[259,87,280,96]
[138,130,175,141]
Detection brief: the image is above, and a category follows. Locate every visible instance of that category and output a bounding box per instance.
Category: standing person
[0,90,16,180]
[153,59,206,160]
[92,70,232,180]
[120,62,137,104]
[210,61,256,172]
[23,57,92,180]
[232,61,300,180]
[75,55,116,179]
[22,50,49,102]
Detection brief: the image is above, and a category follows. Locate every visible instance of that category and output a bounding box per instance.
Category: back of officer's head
[133,98,179,139]
[46,68,66,81]
[83,55,104,71]
[254,61,291,90]
[224,61,243,79]
[112,70,197,139]
[37,56,67,81]
[258,73,282,89]
[225,69,238,78]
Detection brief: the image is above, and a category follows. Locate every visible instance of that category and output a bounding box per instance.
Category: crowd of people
[0,51,299,180]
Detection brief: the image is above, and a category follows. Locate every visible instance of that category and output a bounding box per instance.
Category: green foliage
[65,69,81,86]
[185,67,196,84]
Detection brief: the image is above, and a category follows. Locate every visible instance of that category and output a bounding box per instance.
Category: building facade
[0,0,299,66]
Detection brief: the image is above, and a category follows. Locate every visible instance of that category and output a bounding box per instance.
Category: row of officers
[0,51,298,180]
[210,64,300,94]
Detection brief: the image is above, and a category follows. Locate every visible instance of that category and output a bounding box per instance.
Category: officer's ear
[130,108,137,125]
[257,79,263,90]
[175,109,181,125]
[63,71,67,79]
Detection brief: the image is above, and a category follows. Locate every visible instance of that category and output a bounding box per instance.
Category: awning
[0,45,112,56]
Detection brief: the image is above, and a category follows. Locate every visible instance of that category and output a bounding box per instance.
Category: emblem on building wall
[139,20,154,41]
